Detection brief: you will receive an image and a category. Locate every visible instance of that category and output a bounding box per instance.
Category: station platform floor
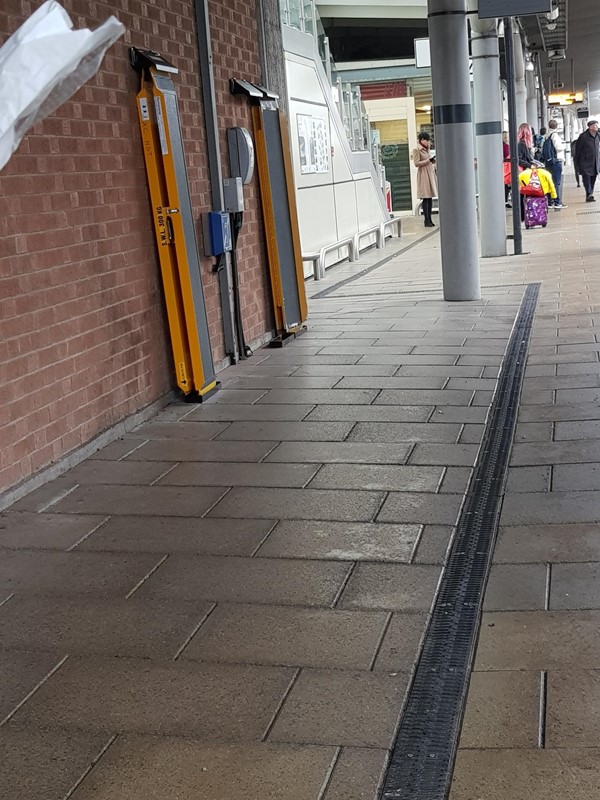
[2,175,600,798]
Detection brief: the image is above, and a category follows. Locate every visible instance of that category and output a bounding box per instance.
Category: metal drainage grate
[379,282,541,800]
[576,210,600,215]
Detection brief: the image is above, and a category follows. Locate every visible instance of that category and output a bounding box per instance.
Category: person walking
[413,131,437,227]
[575,120,600,202]
[542,119,567,209]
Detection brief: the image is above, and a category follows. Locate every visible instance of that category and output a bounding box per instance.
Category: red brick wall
[0,0,272,493]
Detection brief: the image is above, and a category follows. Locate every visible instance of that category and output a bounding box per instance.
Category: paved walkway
[1,178,600,798]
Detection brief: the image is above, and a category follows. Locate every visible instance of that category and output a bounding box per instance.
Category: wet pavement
[2,182,600,798]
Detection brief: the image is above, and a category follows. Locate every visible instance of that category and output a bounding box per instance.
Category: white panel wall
[285,49,389,275]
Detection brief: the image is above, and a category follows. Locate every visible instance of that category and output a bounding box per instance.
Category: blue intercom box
[202,211,232,256]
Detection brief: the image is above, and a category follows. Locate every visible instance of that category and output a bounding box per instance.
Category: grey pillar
[469,4,506,257]
[514,30,527,125]
[429,0,480,300]
[525,69,538,129]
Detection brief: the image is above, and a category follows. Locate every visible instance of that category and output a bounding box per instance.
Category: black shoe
[424,220,435,227]
[587,195,596,202]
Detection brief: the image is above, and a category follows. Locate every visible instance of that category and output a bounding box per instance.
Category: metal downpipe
[428,0,481,301]
[194,0,238,362]
[468,3,506,257]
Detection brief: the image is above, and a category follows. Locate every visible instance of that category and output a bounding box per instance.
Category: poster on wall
[297,114,330,174]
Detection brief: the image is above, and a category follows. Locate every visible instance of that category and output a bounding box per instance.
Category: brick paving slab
[0,551,164,597]
[459,670,540,748]
[476,611,600,670]
[372,613,428,672]
[52,484,227,518]
[0,512,106,550]
[14,656,295,739]
[451,749,600,799]
[256,520,419,562]
[304,404,432,422]
[550,562,600,610]
[159,461,319,488]
[268,669,409,748]
[0,725,110,800]
[69,738,338,800]
[439,467,472,493]
[136,554,350,606]
[412,525,454,563]
[546,670,600,747]
[181,604,388,670]
[77,516,275,555]
[131,421,231,439]
[0,597,213,659]
[408,443,479,466]
[208,487,385,522]
[60,460,175,486]
[338,563,441,611]
[323,747,389,800]
[377,491,463,525]
[222,376,342,390]
[348,422,462,443]
[308,464,443,492]
[184,403,316,421]
[214,421,354,441]
[502,491,600,525]
[265,441,412,464]
[121,439,277,462]
[494,523,600,563]
[335,376,447,389]
[483,564,547,611]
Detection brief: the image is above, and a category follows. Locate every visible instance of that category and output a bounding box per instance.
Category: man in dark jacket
[575,120,600,201]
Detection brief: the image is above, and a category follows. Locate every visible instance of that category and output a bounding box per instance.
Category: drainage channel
[379,282,541,800]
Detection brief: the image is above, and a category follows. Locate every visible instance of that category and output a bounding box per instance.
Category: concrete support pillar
[468,4,506,257]
[525,69,538,130]
[429,0,480,301]
[513,30,527,126]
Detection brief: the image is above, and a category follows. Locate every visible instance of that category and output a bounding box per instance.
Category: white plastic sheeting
[0,0,124,171]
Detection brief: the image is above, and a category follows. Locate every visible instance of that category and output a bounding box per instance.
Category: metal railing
[303,217,402,281]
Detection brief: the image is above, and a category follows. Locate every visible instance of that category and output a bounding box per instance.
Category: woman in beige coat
[412,132,438,227]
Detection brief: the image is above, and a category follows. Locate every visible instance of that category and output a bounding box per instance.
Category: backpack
[541,134,558,165]
[520,166,545,197]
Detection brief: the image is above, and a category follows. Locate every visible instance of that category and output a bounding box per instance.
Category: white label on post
[154,96,169,155]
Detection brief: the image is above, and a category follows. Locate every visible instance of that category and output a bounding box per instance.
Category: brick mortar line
[62,734,119,800]
[173,603,218,661]
[125,554,169,600]
[0,654,70,728]
[66,515,111,551]
[261,667,301,743]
